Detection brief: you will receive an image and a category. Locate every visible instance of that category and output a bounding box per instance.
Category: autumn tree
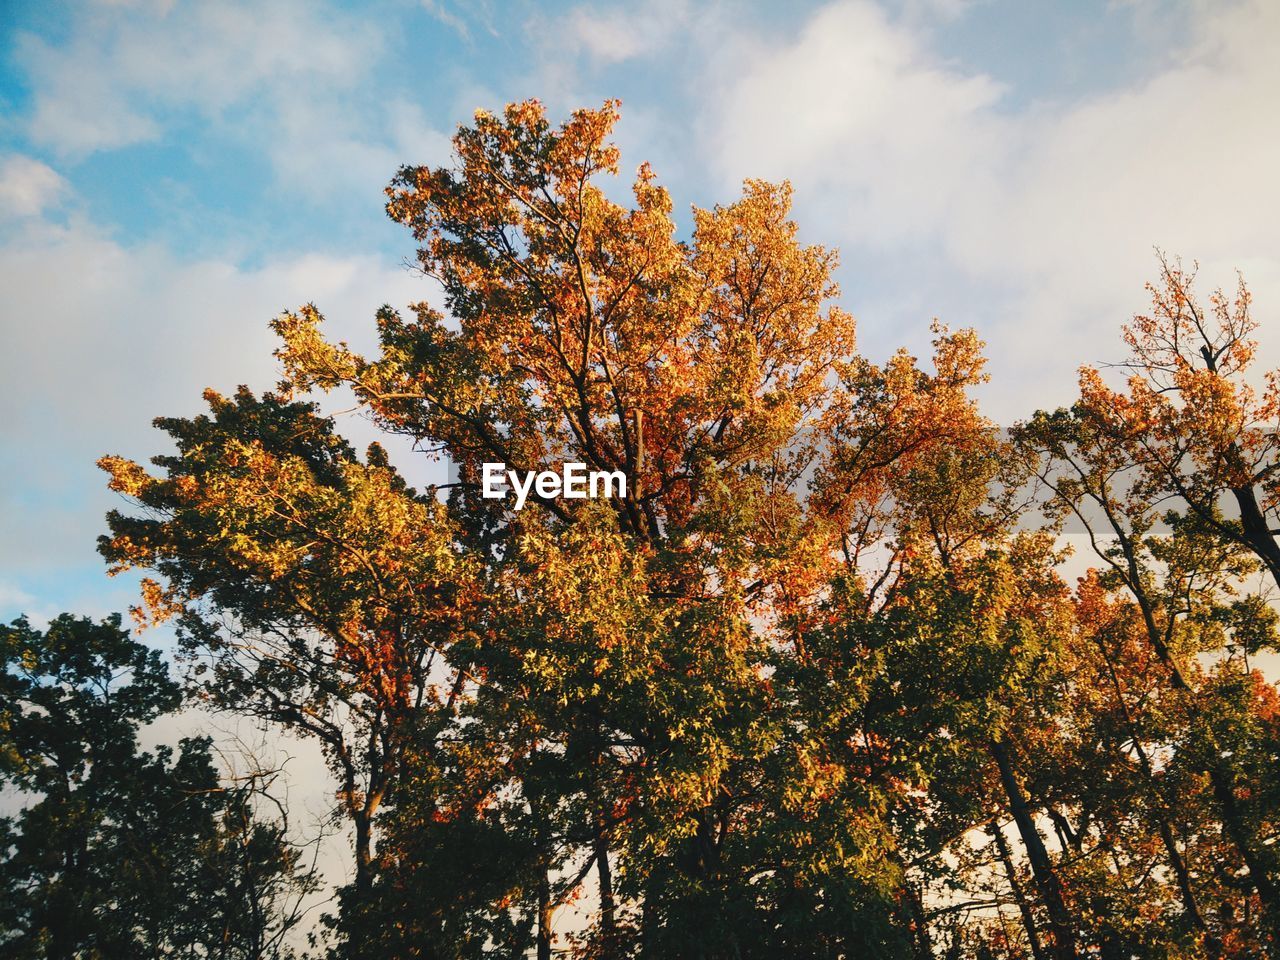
[803,344,1102,959]
[1016,260,1280,954]
[102,99,953,958]
[268,99,871,957]
[99,387,477,919]
[95,98,1280,960]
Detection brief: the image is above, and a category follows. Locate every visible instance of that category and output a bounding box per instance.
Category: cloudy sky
[2,0,1279,626]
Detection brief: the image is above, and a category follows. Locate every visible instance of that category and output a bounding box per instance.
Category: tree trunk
[1207,760,1280,938]
[537,865,554,960]
[989,738,1079,960]
[989,818,1049,960]
[595,808,617,956]
[886,845,934,960]
[1093,634,1213,940]
[905,880,934,960]
[1110,523,1280,935]
[1230,483,1280,590]
[353,811,373,896]
[641,868,662,959]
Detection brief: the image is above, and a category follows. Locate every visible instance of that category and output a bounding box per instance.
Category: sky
[1,0,1278,916]
[3,0,1280,624]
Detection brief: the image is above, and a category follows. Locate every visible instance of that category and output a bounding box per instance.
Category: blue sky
[1,0,1279,626]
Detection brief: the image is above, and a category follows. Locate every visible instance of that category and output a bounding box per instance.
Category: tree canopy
[0,613,317,959]
[15,98,1269,958]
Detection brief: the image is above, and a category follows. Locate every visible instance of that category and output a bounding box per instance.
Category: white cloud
[0,210,436,576]
[12,0,452,202]
[709,1,1008,244]
[421,0,474,39]
[19,0,380,157]
[705,0,1280,415]
[0,580,39,621]
[387,100,455,168]
[0,156,68,219]
[13,0,456,200]
[264,96,455,201]
[903,0,980,19]
[559,0,692,63]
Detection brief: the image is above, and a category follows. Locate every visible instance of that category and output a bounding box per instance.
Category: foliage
[73,101,1280,959]
[0,613,316,959]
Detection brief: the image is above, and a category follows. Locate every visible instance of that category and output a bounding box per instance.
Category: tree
[95,97,1280,960]
[1015,260,1280,954]
[1085,257,1280,590]
[0,613,316,959]
[99,387,477,926]
[809,364,1092,959]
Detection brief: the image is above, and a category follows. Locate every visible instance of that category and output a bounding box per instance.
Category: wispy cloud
[558,0,693,63]
[708,0,1008,245]
[19,0,382,158]
[704,0,1280,412]
[58,2,451,200]
[10,0,454,202]
[421,0,488,40]
[0,155,68,219]
[0,206,434,577]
